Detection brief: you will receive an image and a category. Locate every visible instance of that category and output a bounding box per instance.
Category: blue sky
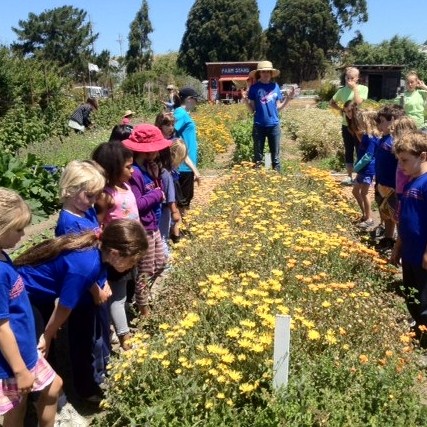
[0,1,425,56]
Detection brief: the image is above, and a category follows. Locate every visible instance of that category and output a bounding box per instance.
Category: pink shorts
[0,355,56,415]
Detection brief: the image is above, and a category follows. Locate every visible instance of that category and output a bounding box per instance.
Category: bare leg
[352,184,365,218]
[384,219,396,239]
[346,164,354,179]
[36,374,63,427]
[360,183,372,220]
[3,395,28,427]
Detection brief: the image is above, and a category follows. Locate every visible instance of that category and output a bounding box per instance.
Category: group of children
[0,102,201,424]
[345,101,427,347]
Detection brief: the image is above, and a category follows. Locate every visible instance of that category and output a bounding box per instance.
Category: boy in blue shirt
[391,130,427,345]
[374,105,404,251]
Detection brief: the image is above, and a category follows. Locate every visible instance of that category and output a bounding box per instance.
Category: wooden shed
[340,65,404,101]
[206,61,259,102]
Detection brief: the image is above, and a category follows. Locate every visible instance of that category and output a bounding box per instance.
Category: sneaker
[55,402,89,427]
[340,176,354,186]
[357,219,374,229]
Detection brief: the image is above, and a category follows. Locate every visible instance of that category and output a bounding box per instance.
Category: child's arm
[168,202,181,224]
[0,319,34,392]
[40,304,72,357]
[95,191,114,225]
[390,237,402,266]
[89,282,112,305]
[183,156,201,184]
[129,175,164,213]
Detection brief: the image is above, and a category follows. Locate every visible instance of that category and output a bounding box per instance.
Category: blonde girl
[351,110,381,228]
[0,188,62,427]
[392,116,418,199]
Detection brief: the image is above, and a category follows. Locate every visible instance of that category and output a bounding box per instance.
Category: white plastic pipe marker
[273,314,291,390]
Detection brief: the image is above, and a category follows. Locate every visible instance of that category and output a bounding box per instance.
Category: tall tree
[126,0,153,74]
[266,0,340,82]
[11,6,97,78]
[266,0,367,82]
[347,36,427,80]
[178,0,263,80]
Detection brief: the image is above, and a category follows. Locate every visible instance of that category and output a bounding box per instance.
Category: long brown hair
[14,219,147,267]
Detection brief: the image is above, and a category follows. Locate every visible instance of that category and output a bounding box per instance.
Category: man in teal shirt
[330,67,369,184]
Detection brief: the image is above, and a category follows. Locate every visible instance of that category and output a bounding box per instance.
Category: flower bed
[96,163,427,426]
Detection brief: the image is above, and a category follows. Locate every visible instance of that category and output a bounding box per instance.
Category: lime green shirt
[396,90,427,129]
[332,85,369,125]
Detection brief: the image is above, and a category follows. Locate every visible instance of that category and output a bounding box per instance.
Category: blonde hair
[352,110,380,138]
[394,131,427,156]
[59,160,105,203]
[346,67,360,77]
[406,70,419,80]
[170,139,188,168]
[14,218,147,267]
[392,116,418,141]
[0,188,31,241]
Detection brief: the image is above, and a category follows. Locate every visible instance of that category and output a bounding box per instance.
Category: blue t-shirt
[356,134,378,176]
[399,173,427,266]
[248,81,283,127]
[0,252,38,378]
[174,107,198,173]
[18,248,107,309]
[55,207,99,237]
[375,134,398,188]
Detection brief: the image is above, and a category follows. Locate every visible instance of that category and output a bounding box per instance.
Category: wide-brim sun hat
[167,84,175,90]
[249,61,280,79]
[122,124,172,153]
[124,109,135,117]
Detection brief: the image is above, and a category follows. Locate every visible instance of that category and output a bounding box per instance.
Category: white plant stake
[273,314,291,390]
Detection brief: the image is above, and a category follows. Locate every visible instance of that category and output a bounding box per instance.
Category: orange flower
[359,354,369,364]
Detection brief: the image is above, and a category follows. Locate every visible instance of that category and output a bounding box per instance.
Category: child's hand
[422,251,427,271]
[389,247,401,267]
[15,367,35,394]
[171,210,181,223]
[194,174,202,186]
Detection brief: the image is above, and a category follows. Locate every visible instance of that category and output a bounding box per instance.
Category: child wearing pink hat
[122,124,171,317]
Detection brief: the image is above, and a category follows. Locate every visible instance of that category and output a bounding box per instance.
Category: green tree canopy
[126,0,153,74]
[346,36,427,80]
[266,0,340,82]
[11,6,98,79]
[178,0,263,80]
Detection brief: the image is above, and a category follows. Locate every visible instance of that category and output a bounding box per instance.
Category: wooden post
[273,314,291,390]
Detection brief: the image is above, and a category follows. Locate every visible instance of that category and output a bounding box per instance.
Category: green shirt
[333,85,369,125]
[395,90,427,129]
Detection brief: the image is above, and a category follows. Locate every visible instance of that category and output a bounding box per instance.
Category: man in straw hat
[121,109,135,126]
[243,60,295,172]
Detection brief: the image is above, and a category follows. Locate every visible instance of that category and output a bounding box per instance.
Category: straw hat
[249,61,280,79]
[124,109,135,117]
[166,84,175,90]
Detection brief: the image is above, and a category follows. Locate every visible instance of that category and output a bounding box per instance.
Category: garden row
[95,163,427,426]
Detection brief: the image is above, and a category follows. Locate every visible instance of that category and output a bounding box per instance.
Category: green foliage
[316,81,338,102]
[126,0,153,74]
[266,0,340,82]
[330,0,368,30]
[0,153,59,220]
[178,0,263,80]
[231,118,253,163]
[11,6,98,79]
[347,36,427,80]
[282,108,342,160]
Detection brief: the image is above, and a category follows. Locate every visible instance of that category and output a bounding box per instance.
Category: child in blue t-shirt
[0,188,62,425]
[391,131,427,345]
[15,219,147,401]
[374,105,404,250]
[351,110,380,229]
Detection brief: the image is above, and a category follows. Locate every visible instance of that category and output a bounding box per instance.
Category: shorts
[0,355,56,415]
[375,184,398,222]
[355,174,374,185]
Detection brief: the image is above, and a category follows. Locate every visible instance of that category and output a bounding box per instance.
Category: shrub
[316,81,338,101]
[231,118,253,163]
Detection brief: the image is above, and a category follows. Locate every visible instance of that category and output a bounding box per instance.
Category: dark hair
[92,141,133,187]
[158,148,172,171]
[109,124,133,142]
[172,94,182,109]
[86,97,98,110]
[14,219,147,267]
[154,112,175,128]
[376,104,405,122]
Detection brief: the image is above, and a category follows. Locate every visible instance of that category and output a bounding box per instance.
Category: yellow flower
[216,393,225,399]
[221,353,235,364]
[321,301,331,308]
[308,330,320,340]
[226,327,240,338]
[239,383,256,394]
[240,319,256,328]
[227,370,243,382]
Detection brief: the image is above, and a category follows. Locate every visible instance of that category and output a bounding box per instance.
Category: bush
[231,118,253,164]
[282,109,342,160]
[316,81,338,102]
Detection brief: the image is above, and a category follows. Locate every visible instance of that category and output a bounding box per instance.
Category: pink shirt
[103,183,139,226]
[395,165,412,195]
[121,117,130,125]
